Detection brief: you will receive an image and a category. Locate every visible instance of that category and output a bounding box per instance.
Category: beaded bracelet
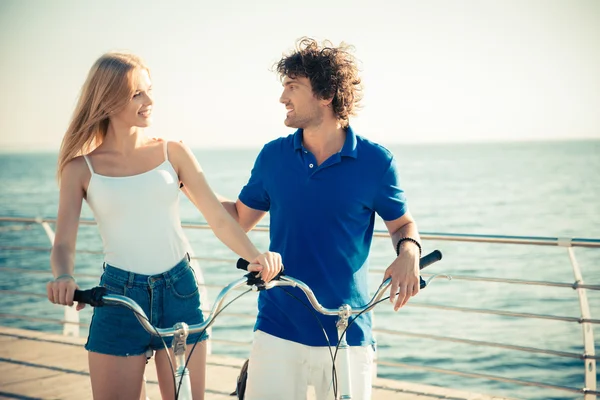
[395,237,422,257]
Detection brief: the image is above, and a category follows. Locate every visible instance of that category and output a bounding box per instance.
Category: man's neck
[302,121,346,165]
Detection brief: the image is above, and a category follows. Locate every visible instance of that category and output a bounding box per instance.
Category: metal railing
[0,216,599,399]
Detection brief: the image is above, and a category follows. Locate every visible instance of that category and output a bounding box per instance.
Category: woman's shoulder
[64,155,88,170]
[148,137,184,152]
[164,138,193,156]
[148,136,167,145]
[61,155,91,182]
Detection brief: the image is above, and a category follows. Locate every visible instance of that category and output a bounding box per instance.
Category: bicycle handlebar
[73,276,251,337]
[237,250,443,316]
[73,250,443,337]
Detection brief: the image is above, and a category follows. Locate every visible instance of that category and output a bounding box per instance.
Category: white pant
[245,330,375,400]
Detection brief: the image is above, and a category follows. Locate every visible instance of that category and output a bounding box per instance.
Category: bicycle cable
[279,287,340,398]
[176,288,253,400]
[306,278,409,398]
[331,278,389,365]
[128,308,178,400]
[329,284,410,397]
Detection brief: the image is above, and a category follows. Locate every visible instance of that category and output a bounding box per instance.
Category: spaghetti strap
[163,140,169,162]
[83,155,95,174]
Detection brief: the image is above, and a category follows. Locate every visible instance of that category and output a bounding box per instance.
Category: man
[221,38,422,400]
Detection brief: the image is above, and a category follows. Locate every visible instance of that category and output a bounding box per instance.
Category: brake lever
[424,273,452,287]
[244,270,286,290]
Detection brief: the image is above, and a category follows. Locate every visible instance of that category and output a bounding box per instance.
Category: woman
[45,52,282,400]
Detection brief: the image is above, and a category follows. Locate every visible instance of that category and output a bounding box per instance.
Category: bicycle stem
[172,322,193,400]
[336,304,353,399]
[173,322,189,371]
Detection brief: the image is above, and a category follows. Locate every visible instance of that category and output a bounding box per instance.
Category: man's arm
[383,210,421,311]
[215,193,267,232]
[216,193,241,222]
[181,182,267,233]
[386,210,421,254]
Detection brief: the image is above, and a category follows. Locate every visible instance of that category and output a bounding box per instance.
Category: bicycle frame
[75,251,446,400]
[259,273,450,399]
[87,276,251,400]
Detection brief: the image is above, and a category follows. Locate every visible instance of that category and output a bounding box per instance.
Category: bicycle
[74,249,446,400]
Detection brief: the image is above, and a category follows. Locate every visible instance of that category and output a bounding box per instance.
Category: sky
[0,0,599,151]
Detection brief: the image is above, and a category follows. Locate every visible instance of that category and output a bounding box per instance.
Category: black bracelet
[396,237,422,257]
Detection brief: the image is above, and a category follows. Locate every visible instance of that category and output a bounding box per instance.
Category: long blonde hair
[57,52,148,180]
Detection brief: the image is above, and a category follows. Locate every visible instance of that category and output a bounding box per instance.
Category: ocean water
[0,140,599,400]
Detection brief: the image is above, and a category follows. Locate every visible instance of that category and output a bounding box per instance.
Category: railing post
[372,313,378,381]
[36,217,80,337]
[188,248,212,355]
[563,241,597,400]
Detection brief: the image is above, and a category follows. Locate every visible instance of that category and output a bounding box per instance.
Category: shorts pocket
[170,267,199,299]
[99,273,126,296]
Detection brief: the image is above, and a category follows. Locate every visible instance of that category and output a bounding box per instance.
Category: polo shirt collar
[292,126,358,158]
[340,126,358,158]
[293,129,303,151]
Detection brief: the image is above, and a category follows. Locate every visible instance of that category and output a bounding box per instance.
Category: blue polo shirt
[239,126,407,346]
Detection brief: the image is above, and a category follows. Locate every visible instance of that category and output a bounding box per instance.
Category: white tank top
[83,141,190,275]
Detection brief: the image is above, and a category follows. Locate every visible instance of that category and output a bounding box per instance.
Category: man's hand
[382,248,420,311]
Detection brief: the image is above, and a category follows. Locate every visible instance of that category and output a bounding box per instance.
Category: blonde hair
[57,52,149,180]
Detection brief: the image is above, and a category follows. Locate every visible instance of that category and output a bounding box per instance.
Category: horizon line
[1,136,599,154]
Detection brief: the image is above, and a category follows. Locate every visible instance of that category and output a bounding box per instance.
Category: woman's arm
[169,141,281,281]
[47,157,87,308]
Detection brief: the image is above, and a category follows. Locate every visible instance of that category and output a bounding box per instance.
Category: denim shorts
[85,254,209,357]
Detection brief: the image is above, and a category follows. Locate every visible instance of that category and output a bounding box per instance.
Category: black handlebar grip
[237,258,250,271]
[419,250,442,270]
[73,287,108,307]
[236,258,285,287]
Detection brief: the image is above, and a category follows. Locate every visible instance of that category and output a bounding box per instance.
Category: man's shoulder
[260,133,295,155]
[355,135,395,163]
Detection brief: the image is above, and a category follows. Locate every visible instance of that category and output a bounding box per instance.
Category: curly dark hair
[275,37,363,127]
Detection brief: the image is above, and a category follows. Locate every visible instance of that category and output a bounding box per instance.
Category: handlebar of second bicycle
[236,250,443,316]
[237,249,442,290]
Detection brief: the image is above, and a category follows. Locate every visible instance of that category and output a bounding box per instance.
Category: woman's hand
[247,251,283,283]
[46,276,85,310]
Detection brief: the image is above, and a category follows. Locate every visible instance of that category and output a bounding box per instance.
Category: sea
[1,139,599,400]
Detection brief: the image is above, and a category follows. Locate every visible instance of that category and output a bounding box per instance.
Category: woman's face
[110,68,153,128]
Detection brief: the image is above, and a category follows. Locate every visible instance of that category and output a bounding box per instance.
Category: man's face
[279,75,322,129]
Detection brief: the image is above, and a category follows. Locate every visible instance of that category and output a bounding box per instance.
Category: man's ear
[320,96,333,107]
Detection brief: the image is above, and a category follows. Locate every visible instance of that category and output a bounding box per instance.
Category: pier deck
[0,326,512,400]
